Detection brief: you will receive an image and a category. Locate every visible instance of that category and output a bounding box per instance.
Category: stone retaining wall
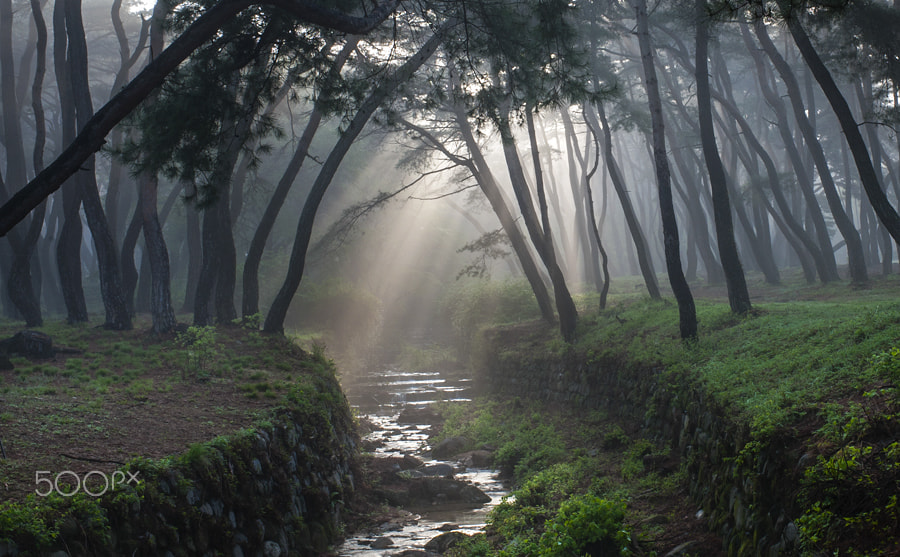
[477,342,802,556]
[0,376,358,557]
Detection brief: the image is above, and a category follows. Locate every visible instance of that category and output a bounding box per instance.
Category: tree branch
[0,0,400,237]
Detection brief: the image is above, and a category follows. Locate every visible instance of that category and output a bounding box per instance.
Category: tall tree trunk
[558,108,598,289]
[855,76,894,275]
[264,24,450,334]
[520,104,578,342]
[581,103,612,308]
[779,3,900,245]
[586,102,662,299]
[66,0,131,330]
[447,103,557,324]
[105,0,149,240]
[139,0,175,333]
[754,19,868,284]
[182,203,201,313]
[53,0,87,323]
[1,0,46,325]
[741,23,839,282]
[242,38,358,319]
[634,0,696,339]
[695,5,750,313]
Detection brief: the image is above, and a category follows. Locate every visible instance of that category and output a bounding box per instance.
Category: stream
[337,367,509,555]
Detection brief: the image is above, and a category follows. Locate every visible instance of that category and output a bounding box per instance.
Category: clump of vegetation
[440,279,542,357]
[794,347,900,556]
[175,325,219,379]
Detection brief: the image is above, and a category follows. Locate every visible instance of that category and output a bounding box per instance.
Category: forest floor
[0,271,898,555]
[0,319,324,503]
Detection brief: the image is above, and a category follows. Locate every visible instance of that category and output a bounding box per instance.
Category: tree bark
[66,0,131,330]
[586,102,662,299]
[634,0,696,339]
[780,3,900,245]
[695,4,751,313]
[140,0,176,333]
[497,108,578,343]
[53,0,87,323]
[440,106,557,324]
[754,19,868,284]
[242,38,357,319]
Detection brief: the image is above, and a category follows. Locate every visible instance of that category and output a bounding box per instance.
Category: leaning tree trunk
[779,3,900,245]
[754,19,868,285]
[521,104,578,343]
[695,3,751,313]
[448,101,557,324]
[0,0,401,238]
[242,38,357,319]
[586,101,662,299]
[634,0,696,339]
[264,25,450,334]
[740,23,839,282]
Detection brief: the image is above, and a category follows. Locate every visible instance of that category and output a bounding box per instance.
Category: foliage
[537,495,630,556]
[175,325,219,380]
[440,279,541,356]
[796,442,900,556]
[795,348,900,555]
[436,399,567,484]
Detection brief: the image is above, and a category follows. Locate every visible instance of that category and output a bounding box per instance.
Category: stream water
[337,367,509,555]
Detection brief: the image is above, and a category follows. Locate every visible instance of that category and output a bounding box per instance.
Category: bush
[440,279,541,355]
[537,495,630,556]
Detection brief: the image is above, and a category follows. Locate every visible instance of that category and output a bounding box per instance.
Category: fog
[0,0,897,360]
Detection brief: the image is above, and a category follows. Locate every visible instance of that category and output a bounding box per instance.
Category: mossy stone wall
[0,376,358,557]
[478,347,802,556]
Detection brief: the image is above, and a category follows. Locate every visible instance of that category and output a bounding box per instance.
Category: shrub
[537,495,630,556]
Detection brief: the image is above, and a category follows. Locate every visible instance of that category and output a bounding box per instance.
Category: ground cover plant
[0,316,339,504]
[449,274,900,555]
[431,397,719,556]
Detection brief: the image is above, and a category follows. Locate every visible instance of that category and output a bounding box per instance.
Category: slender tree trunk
[586,102,662,298]
[497,107,578,342]
[136,0,176,333]
[1,0,46,325]
[695,7,751,313]
[242,38,358,319]
[448,103,557,324]
[558,107,599,289]
[634,0,696,339]
[581,103,611,308]
[66,0,131,329]
[780,3,900,245]
[182,203,201,313]
[741,24,839,282]
[264,24,451,334]
[754,19,867,284]
[53,0,87,323]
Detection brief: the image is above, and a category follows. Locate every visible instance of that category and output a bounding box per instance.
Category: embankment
[0,372,357,557]
[477,328,801,556]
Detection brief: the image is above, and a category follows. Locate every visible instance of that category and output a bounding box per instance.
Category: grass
[563,279,900,438]
[457,273,900,556]
[0,314,341,503]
